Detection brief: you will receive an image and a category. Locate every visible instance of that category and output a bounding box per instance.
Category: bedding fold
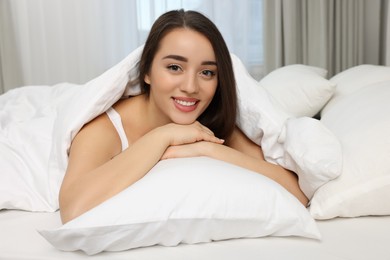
[0,46,342,212]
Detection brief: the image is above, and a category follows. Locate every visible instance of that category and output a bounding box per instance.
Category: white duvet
[0,46,342,212]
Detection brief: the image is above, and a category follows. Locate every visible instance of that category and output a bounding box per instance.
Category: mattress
[1,209,389,260]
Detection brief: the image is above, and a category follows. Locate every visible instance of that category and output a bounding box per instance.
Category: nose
[180,73,199,94]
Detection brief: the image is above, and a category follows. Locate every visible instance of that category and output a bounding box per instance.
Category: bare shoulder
[68,112,122,169]
[226,126,265,160]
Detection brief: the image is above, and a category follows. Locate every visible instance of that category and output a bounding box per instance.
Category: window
[136,0,263,80]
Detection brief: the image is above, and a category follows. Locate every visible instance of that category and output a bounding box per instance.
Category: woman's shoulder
[72,109,123,157]
[111,95,145,133]
[81,110,113,133]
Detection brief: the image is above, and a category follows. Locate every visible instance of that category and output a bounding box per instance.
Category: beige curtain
[0,0,262,95]
[263,0,388,77]
[0,0,141,95]
[386,0,390,65]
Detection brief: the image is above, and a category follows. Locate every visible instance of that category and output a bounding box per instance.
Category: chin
[171,115,198,125]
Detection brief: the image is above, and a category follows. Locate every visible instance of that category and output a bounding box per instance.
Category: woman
[59,9,308,224]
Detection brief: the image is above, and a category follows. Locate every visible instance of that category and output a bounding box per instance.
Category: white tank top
[106,107,129,151]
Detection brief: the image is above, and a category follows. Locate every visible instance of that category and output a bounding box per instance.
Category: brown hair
[138,9,237,140]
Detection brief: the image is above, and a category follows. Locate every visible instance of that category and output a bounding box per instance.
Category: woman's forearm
[60,128,169,223]
[60,121,223,223]
[204,143,309,206]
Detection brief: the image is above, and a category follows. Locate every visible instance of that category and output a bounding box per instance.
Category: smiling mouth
[172,97,200,112]
[173,98,197,106]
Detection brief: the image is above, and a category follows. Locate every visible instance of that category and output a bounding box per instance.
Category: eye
[201,69,216,78]
[167,64,182,72]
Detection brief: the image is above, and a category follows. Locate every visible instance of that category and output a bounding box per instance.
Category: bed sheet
[1,210,389,260]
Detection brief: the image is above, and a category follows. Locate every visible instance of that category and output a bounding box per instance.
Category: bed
[1,210,390,260]
[1,47,390,259]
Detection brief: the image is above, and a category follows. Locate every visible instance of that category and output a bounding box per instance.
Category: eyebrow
[162,55,217,66]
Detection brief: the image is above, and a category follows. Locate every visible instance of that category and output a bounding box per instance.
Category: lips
[172,97,199,112]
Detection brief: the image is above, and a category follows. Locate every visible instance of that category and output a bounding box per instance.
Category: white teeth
[174,99,196,106]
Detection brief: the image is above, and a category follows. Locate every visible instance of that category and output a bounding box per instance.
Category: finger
[201,126,215,136]
[193,123,224,143]
[193,121,215,136]
[200,132,224,144]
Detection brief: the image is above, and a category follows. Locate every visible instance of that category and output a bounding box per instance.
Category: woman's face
[145,28,218,125]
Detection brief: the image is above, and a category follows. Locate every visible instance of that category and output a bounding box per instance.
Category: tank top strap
[105,107,129,151]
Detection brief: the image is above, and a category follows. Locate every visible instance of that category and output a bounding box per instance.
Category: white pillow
[231,55,342,200]
[279,117,342,199]
[39,157,320,255]
[310,80,390,219]
[259,65,336,117]
[322,64,390,115]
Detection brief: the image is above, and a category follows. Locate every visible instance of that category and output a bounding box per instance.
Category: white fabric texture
[321,64,390,115]
[309,66,390,219]
[0,45,344,252]
[259,64,336,117]
[0,46,342,212]
[39,157,321,255]
[0,85,58,210]
[3,210,390,259]
[0,45,143,211]
[232,54,342,199]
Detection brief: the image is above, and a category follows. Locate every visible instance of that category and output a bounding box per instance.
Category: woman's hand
[162,141,222,159]
[158,121,224,146]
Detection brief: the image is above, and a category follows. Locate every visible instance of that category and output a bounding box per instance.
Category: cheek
[202,81,218,99]
[150,72,179,93]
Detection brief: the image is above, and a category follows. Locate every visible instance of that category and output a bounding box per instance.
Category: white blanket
[0,46,342,212]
